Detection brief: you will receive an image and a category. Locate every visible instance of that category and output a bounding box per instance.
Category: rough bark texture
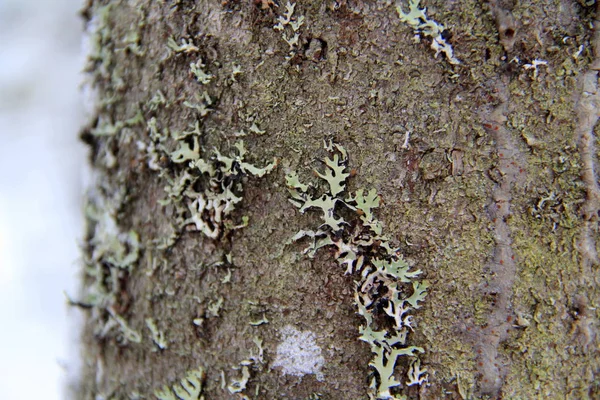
[77,0,600,399]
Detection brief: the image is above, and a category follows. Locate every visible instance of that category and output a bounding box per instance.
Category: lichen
[287,141,428,399]
[226,336,265,399]
[167,36,199,54]
[146,317,168,350]
[396,0,460,65]
[80,184,143,344]
[273,1,305,59]
[141,109,277,243]
[227,365,251,395]
[189,58,213,85]
[154,367,205,400]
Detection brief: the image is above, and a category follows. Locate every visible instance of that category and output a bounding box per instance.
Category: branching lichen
[227,337,265,399]
[171,139,276,240]
[80,184,142,344]
[396,0,460,65]
[154,367,205,400]
[227,366,251,395]
[140,54,277,243]
[190,58,213,85]
[146,317,167,350]
[167,36,199,54]
[273,1,305,58]
[287,141,428,399]
[143,123,276,242]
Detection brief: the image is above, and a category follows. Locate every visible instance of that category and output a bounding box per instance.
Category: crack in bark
[473,82,523,396]
[575,3,600,277]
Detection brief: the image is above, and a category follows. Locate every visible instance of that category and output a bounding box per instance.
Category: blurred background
[0,0,87,398]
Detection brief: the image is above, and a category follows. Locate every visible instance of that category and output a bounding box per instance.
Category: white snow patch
[272,325,325,381]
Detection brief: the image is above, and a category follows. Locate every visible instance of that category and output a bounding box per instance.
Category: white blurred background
[0,0,87,399]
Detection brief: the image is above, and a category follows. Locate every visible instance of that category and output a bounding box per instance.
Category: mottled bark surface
[77,0,600,399]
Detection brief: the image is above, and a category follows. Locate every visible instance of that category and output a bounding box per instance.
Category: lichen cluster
[273,1,305,59]
[79,184,142,344]
[80,35,276,347]
[227,336,265,399]
[146,121,277,240]
[140,36,277,243]
[287,141,428,399]
[155,367,205,400]
[396,0,460,65]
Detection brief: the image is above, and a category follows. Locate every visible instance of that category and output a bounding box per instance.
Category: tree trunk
[76,0,600,399]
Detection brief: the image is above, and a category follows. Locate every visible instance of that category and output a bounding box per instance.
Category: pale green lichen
[145,317,167,350]
[84,2,116,82]
[221,268,232,283]
[80,185,143,344]
[287,141,428,399]
[91,109,144,137]
[177,140,276,239]
[183,94,211,117]
[252,337,264,363]
[273,1,305,56]
[396,0,460,65]
[189,58,213,85]
[231,64,242,82]
[122,30,144,56]
[248,122,265,135]
[170,137,201,164]
[148,90,166,111]
[167,36,199,54]
[286,171,309,192]
[313,145,350,197]
[207,297,224,317]
[140,38,277,244]
[406,359,428,387]
[143,115,276,241]
[273,2,298,31]
[154,367,205,400]
[226,335,265,398]
[227,366,251,395]
[249,313,269,326]
[106,308,142,344]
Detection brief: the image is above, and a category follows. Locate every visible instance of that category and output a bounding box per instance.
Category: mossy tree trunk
[77,0,600,399]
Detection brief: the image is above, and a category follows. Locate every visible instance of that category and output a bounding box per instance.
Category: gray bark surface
[78,0,600,399]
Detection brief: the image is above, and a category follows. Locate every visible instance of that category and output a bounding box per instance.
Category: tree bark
[77,0,600,399]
